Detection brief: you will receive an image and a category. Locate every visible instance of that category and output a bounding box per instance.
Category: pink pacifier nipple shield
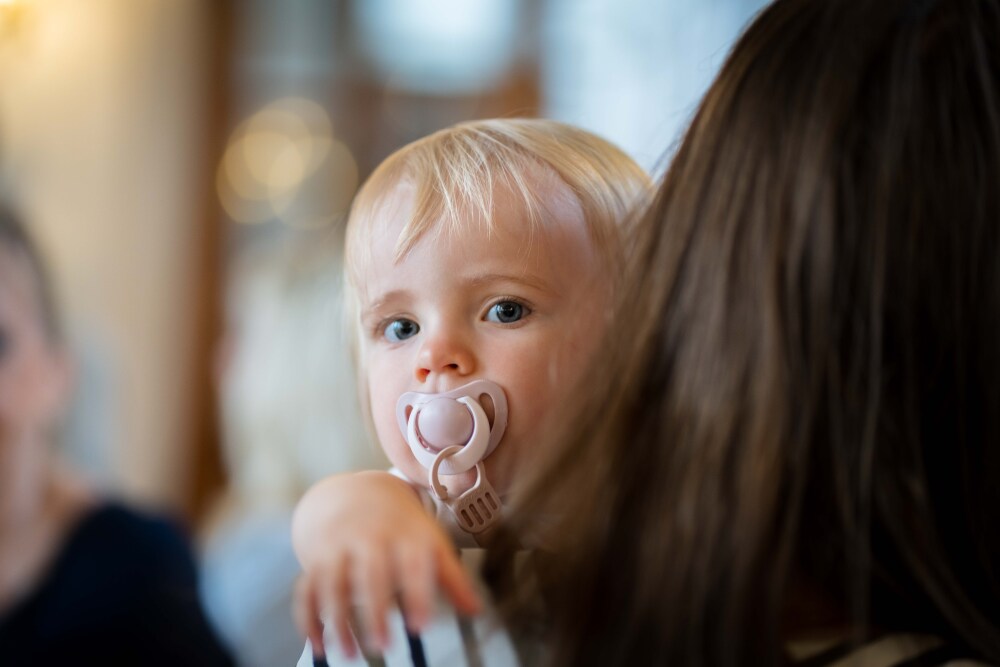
[396,379,508,535]
[396,379,508,475]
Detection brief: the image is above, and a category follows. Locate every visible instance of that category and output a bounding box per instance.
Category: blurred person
[488,0,1000,665]
[0,204,234,664]
[200,236,387,667]
[290,118,650,663]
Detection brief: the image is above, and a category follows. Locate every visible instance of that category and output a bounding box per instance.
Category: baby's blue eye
[486,301,524,324]
[384,318,419,342]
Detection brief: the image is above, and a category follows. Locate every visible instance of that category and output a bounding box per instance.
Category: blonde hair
[344,118,651,287]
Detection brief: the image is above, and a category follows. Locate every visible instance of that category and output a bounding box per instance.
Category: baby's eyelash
[488,295,530,309]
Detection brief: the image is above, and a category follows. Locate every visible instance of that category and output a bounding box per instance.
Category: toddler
[292,118,649,661]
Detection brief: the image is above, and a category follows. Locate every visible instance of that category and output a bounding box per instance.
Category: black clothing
[0,503,234,666]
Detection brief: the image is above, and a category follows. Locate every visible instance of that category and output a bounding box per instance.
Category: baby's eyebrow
[463,272,555,294]
[362,289,410,316]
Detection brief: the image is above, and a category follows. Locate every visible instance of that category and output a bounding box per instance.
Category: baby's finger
[317,556,359,659]
[352,545,393,653]
[436,545,482,616]
[293,575,326,659]
[393,544,434,632]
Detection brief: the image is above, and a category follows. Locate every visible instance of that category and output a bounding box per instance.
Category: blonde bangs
[345,118,652,288]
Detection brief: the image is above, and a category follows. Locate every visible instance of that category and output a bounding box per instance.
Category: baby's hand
[291,471,481,659]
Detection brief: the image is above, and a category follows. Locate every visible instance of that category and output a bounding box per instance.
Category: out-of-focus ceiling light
[0,0,27,36]
[355,0,518,95]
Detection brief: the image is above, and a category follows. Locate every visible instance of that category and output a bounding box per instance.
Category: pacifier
[396,379,508,535]
[396,379,508,475]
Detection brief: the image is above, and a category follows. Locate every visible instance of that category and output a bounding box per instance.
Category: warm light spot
[217,97,338,225]
[0,0,25,37]
[267,141,308,192]
[221,137,263,201]
[242,130,292,185]
[277,140,359,230]
[217,166,269,225]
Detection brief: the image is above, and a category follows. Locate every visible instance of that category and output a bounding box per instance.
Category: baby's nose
[415,334,475,382]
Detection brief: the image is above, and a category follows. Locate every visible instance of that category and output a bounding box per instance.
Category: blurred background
[0,0,769,663]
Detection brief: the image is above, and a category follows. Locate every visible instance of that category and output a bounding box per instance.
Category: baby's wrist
[387,467,438,517]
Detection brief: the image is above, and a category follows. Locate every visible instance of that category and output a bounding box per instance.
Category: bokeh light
[217,96,357,228]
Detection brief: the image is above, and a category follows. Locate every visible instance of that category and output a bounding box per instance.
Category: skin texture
[292,167,613,657]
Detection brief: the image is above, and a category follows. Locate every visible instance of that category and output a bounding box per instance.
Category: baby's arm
[291,471,481,658]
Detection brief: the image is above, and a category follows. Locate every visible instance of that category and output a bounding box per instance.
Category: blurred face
[356,174,612,496]
[0,246,69,446]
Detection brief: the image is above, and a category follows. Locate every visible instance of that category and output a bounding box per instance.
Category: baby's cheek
[372,416,404,459]
[506,388,554,451]
[510,358,584,445]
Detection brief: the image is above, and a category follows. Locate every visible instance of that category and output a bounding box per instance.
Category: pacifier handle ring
[429,446,488,502]
[406,397,491,474]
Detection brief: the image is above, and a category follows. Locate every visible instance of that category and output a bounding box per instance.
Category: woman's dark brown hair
[493,0,1000,664]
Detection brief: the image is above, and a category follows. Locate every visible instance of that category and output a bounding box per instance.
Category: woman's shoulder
[790,633,994,667]
[0,500,228,664]
[54,500,199,590]
[74,501,190,544]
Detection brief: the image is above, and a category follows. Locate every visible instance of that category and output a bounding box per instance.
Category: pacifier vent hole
[479,393,495,427]
[405,405,413,422]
